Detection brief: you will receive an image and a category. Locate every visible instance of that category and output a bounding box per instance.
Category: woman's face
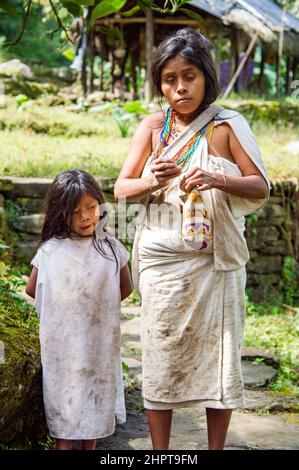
[160,55,205,116]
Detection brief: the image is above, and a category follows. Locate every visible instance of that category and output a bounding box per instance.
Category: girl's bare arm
[120,264,133,301]
[25,267,38,299]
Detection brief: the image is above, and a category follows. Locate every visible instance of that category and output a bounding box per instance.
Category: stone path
[96,304,299,451]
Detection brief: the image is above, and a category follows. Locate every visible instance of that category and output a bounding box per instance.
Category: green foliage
[127,288,141,306]
[0,0,70,67]
[90,0,127,25]
[217,98,299,128]
[112,107,133,137]
[15,93,29,109]
[0,0,19,18]
[0,97,298,180]
[123,100,149,116]
[244,300,299,396]
[0,266,38,330]
[282,257,299,306]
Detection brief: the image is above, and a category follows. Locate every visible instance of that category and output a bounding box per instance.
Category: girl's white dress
[31,234,129,439]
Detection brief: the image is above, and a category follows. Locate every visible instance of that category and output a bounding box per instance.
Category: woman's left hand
[179,167,217,193]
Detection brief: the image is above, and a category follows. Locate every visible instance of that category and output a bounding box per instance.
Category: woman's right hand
[150,158,182,189]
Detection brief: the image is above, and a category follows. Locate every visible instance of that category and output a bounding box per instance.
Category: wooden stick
[222,31,258,99]
[95,17,200,26]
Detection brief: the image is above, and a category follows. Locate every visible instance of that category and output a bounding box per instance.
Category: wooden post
[214,28,222,83]
[110,51,114,93]
[285,55,291,95]
[99,58,104,91]
[276,8,285,97]
[81,52,87,97]
[230,29,239,92]
[223,32,258,99]
[145,8,154,101]
[88,30,95,94]
[292,57,298,81]
[130,47,139,99]
[259,46,265,94]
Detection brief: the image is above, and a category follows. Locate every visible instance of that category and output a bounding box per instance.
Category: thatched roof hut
[76,0,299,98]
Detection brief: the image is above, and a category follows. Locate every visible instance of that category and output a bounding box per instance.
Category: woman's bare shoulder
[142,111,165,129]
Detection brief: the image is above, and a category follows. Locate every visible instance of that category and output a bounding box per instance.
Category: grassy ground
[0,97,298,179]
[244,301,299,396]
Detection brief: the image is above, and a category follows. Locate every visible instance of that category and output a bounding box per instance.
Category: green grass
[0,98,298,180]
[244,301,299,396]
[0,129,129,178]
[251,122,299,181]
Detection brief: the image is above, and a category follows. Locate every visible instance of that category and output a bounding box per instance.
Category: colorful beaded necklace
[151,107,207,169]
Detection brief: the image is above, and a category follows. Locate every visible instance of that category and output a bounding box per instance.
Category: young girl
[26,169,132,450]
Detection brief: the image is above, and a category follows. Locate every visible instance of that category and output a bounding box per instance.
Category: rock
[2,177,52,198]
[0,179,14,192]
[86,91,106,104]
[16,198,45,214]
[248,283,283,304]
[0,195,8,240]
[122,341,142,360]
[0,76,57,99]
[256,226,280,243]
[0,59,33,78]
[35,94,67,107]
[247,273,281,288]
[242,347,280,368]
[264,204,285,220]
[242,360,278,388]
[121,316,141,339]
[249,255,282,274]
[244,389,299,412]
[122,357,142,372]
[262,241,287,255]
[0,287,47,444]
[121,306,141,317]
[12,214,44,235]
[12,241,38,264]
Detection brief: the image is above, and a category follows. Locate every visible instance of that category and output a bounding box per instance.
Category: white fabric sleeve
[31,249,41,269]
[115,240,130,269]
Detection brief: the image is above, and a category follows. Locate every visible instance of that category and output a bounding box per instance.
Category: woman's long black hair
[151,27,219,114]
[39,169,119,271]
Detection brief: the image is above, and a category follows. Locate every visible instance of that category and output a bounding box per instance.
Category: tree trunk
[285,55,291,95]
[259,47,265,94]
[230,29,239,92]
[145,8,154,101]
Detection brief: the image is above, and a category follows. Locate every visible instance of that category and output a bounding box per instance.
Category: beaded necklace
[151,107,207,170]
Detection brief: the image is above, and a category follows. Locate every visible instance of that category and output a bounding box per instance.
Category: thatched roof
[189,0,299,56]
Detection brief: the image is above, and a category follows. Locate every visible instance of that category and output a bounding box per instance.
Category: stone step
[12,214,44,235]
[242,361,278,388]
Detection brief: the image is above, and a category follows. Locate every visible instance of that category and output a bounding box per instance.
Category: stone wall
[0,176,298,303]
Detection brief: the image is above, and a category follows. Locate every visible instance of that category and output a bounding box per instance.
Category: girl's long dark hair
[39,169,119,271]
[151,27,219,114]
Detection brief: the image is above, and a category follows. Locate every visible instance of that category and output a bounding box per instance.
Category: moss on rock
[0,279,47,446]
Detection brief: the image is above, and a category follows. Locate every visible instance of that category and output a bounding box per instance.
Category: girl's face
[71,191,100,237]
[160,55,205,116]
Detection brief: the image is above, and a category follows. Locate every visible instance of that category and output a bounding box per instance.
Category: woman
[114,28,269,450]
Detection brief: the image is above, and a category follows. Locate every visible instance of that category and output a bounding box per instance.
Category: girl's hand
[150,158,182,189]
[179,167,217,192]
